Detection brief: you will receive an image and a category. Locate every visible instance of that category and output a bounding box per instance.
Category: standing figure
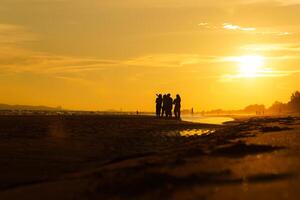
[162,94,167,117]
[173,94,181,119]
[167,93,173,118]
[155,94,163,117]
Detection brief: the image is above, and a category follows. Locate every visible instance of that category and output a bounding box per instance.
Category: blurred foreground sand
[0,115,299,199]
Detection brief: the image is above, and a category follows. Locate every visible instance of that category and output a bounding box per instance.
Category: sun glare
[238,55,265,77]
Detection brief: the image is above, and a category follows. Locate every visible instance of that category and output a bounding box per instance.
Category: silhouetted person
[173,94,181,119]
[155,94,163,117]
[166,93,173,118]
[162,94,168,117]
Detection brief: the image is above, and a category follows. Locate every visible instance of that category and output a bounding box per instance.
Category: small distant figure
[155,94,163,117]
[161,94,168,117]
[136,110,139,115]
[191,107,194,115]
[173,94,181,119]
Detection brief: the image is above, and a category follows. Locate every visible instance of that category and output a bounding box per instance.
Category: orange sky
[1,0,300,111]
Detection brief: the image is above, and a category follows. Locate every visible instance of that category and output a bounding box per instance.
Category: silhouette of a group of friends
[155,94,181,119]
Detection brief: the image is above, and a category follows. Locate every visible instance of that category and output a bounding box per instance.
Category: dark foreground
[0,115,300,199]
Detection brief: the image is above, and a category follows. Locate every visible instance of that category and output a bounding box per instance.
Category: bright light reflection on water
[180,129,215,136]
[182,115,233,125]
[164,129,215,137]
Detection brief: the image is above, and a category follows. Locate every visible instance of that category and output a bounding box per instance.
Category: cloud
[0,23,219,75]
[216,55,300,63]
[218,54,300,80]
[0,48,219,77]
[0,24,36,45]
[1,24,297,83]
[0,24,121,75]
[198,22,292,36]
[223,23,256,31]
[123,54,217,68]
[242,43,300,52]
[0,53,119,74]
[222,69,299,81]
[4,43,299,81]
[0,20,297,85]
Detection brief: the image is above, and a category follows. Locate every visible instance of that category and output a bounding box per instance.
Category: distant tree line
[268,91,300,114]
[203,91,300,115]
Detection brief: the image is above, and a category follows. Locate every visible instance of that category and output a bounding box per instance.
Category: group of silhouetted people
[155,93,181,119]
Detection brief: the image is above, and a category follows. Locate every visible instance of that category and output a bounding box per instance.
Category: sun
[238,55,265,77]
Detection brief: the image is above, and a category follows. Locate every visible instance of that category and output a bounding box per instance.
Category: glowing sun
[238,55,265,77]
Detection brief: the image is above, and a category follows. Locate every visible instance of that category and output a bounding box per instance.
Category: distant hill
[0,104,63,111]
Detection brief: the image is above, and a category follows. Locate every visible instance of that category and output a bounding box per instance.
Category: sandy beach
[0,115,300,199]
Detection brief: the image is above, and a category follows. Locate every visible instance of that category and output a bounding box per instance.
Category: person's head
[158,94,162,98]
[167,93,171,97]
[176,94,180,98]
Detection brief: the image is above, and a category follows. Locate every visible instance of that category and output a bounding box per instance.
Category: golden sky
[1,0,300,111]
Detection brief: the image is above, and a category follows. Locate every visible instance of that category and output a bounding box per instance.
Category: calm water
[182,115,233,125]
[161,115,233,137]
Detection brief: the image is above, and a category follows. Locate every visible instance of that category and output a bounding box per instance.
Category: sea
[181,114,233,125]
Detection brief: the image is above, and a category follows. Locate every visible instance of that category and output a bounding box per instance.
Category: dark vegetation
[204,91,300,115]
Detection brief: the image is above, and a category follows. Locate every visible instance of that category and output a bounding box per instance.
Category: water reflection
[180,129,215,136]
[182,115,233,125]
[164,129,215,137]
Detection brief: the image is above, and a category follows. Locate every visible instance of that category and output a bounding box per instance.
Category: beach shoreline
[0,114,300,199]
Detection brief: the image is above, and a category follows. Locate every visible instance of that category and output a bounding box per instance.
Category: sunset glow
[238,55,265,78]
[0,0,300,111]
[2,2,300,199]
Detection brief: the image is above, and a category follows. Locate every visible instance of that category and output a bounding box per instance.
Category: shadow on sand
[211,142,285,158]
[92,167,294,199]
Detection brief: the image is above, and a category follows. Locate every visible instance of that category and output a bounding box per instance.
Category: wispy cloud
[0,21,298,86]
[123,54,217,68]
[242,43,300,52]
[198,22,292,36]
[219,55,300,80]
[0,24,36,45]
[222,69,299,81]
[0,53,120,74]
[223,23,256,31]
[0,50,218,76]
[0,23,219,75]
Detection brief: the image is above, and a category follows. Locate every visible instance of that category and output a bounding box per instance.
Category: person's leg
[177,108,179,119]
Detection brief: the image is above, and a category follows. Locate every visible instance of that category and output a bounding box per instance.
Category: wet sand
[0,115,300,199]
